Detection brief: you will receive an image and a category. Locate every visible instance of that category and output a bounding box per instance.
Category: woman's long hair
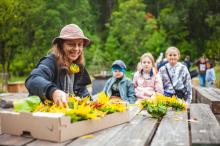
[48,39,84,67]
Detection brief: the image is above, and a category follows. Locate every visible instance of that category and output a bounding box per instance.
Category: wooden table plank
[67,123,126,146]
[151,110,189,146]
[104,113,158,146]
[205,88,220,99]
[67,111,158,146]
[0,134,34,146]
[190,104,220,145]
[26,140,71,146]
[212,88,220,97]
[192,86,197,103]
[66,108,139,146]
[195,87,220,114]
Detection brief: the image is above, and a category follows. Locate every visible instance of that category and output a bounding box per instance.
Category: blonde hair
[49,40,84,67]
[165,46,180,57]
[137,53,155,71]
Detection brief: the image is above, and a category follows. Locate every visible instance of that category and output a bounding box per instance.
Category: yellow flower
[69,64,80,74]
[96,92,110,104]
[31,92,127,123]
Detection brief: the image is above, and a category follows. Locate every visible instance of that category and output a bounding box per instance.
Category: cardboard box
[0,110,133,142]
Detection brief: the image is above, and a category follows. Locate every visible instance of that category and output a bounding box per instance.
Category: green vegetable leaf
[13,96,41,112]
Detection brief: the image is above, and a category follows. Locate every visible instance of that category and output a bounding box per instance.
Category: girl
[206,61,215,87]
[133,53,164,100]
[159,47,192,104]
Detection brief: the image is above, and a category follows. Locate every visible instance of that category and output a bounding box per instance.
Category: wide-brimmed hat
[52,24,90,47]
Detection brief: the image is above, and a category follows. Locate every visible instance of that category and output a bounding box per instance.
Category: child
[159,47,192,104]
[133,53,164,100]
[195,56,207,87]
[206,61,215,87]
[103,60,136,104]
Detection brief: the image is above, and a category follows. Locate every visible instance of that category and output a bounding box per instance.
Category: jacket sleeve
[183,66,192,103]
[133,72,138,88]
[155,74,164,94]
[126,80,136,104]
[25,55,58,100]
[103,78,111,94]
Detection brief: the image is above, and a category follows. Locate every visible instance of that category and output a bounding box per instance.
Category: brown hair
[137,53,155,71]
[49,39,84,67]
[140,53,155,66]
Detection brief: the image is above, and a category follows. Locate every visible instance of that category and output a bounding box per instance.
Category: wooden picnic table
[193,86,220,122]
[0,103,220,146]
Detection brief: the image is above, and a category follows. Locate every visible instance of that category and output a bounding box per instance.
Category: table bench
[193,86,220,115]
[0,103,220,146]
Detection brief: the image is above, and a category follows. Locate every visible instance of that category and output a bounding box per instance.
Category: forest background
[0,0,219,81]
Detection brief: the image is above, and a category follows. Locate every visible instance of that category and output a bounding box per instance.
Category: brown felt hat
[52,24,90,47]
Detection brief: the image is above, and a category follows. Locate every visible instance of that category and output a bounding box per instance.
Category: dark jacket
[25,54,91,100]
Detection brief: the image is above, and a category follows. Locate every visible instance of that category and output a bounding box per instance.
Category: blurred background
[0,0,220,92]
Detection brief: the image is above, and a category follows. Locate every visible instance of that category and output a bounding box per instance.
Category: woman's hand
[52,89,68,108]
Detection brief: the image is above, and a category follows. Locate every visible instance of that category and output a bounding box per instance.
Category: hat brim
[52,36,90,47]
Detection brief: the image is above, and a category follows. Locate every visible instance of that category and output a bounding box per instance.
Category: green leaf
[13,96,41,112]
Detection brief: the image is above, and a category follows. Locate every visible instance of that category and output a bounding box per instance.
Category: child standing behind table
[133,53,164,100]
[206,61,216,87]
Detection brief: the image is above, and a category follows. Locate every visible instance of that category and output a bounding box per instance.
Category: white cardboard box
[0,110,133,142]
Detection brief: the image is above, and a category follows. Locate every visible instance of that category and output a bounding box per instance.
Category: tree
[0,0,43,73]
[104,0,168,69]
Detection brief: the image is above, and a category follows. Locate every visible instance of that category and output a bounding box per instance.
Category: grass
[214,64,220,88]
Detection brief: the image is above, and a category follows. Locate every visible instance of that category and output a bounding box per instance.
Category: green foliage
[204,14,220,60]
[146,102,167,119]
[0,0,220,79]
[13,96,41,112]
[104,0,168,69]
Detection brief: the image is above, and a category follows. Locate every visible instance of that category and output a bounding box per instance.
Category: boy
[103,60,136,104]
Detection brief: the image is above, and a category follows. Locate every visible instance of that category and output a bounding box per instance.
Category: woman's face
[141,57,153,73]
[63,39,84,62]
[166,50,179,66]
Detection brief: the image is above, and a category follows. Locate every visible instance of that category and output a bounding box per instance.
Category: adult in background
[25,24,91,107]
[183,55,191,71]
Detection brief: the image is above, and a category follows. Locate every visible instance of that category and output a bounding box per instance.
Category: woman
[25,24,91,107]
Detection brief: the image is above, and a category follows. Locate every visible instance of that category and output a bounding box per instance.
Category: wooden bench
[0,103,220,146]
[193,86,220,114]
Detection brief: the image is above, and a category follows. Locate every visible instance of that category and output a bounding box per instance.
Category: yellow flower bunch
[69,64,80,74]
[139,93,186,111]
[90,92,127,114]
[138,93,187,119]
[31,93,127,123]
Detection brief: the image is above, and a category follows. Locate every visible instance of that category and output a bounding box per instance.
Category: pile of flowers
[138,93,186,119]
[13,92,127,123]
